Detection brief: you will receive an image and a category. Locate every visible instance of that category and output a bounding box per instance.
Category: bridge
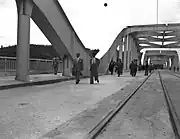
[1,1,180,138]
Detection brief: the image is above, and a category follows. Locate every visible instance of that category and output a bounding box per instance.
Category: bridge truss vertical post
[127,35,132,70]
[123,35,128,71]
[119,39,123,60]
[15,0,31,81]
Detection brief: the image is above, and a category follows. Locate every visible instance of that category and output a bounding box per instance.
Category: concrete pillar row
[15,0,33,82]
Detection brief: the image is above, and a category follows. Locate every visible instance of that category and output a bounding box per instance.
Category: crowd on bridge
[51,53,180,85]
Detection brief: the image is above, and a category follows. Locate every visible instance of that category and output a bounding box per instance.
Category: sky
[0,0,180,59]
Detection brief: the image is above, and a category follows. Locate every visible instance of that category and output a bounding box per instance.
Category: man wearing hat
[73,53,83,84]
[90,52,100,84]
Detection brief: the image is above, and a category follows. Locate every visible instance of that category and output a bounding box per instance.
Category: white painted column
[15,3,30,81]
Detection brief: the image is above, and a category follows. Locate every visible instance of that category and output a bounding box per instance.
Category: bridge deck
[0,72,145,139]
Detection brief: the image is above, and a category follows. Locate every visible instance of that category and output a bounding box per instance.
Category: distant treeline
[0,44,99,60]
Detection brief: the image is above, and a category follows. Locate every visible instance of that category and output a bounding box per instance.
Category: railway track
[158,71,180,139]
[83,71,154,139]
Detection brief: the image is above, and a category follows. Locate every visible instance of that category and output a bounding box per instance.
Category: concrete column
[131,39,138,60]
[127,35,131,70]
[62,55,72,77]
[119,44,123,60]
[15,9,30,81]
[123,36,128,70]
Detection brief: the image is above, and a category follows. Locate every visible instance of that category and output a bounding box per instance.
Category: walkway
[0,72,146,139]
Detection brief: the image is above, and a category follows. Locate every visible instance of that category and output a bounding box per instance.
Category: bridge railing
[0,56,63,76]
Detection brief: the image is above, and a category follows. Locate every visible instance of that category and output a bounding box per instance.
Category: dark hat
[76,53,80,57]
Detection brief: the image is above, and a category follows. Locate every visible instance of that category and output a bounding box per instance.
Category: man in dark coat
[129,61,134,77]
[144,60,149,76]
[90,53,100,84]
[173,66,176,72]
[133,59,138,76]
[109,60,115,75]
[120,61,123,75]
[116,58,123,77]
[129,59,138,77]
[149,62,153,73]
[73,53,83,84]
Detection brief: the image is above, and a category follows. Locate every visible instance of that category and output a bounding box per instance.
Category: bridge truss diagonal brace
[99,37,123,74]
[15,0,34,81]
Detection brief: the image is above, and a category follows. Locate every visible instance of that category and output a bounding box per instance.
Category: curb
[0,74,106,91]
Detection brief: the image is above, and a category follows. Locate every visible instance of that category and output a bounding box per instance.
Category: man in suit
[73,53,83,84]
[90,53,100,84]
[52,56,59,75]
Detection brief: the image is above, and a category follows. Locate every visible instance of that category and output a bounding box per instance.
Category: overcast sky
[0,0,180,58]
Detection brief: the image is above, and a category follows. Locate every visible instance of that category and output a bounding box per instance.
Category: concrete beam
[164,30,180,36]
[128,23,180,33]
[133,31,163,38]
[138,41,162,47]
[164,36,180,41]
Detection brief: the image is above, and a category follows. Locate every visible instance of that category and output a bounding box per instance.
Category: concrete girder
[164,36,180,41]
[164,42,180,48]
[137,41,162,47]
[132,31,163,38]
[135,36,163,42]
[127,23,180,33]
[164,30,180,36]
[145,53,177,57]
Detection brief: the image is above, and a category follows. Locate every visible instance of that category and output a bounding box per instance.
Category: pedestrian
[149,62,153,73]
[129,61,134,76]
[144,60,149,76]
[109,60,115,75]
[116,58,122,77]
[133,59,138,76]
[90,52,100,84]
[73,53,83,84]
[52,56,59,75]
[173,66,176,72]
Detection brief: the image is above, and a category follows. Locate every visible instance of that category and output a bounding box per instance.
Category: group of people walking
[108,59,123,77]
[72,53,100,84]
[52,53,156,84]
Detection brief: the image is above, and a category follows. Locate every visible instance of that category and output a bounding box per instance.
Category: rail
[158,71,180,139]
[0,56,63,76]
[83,71,154,139]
